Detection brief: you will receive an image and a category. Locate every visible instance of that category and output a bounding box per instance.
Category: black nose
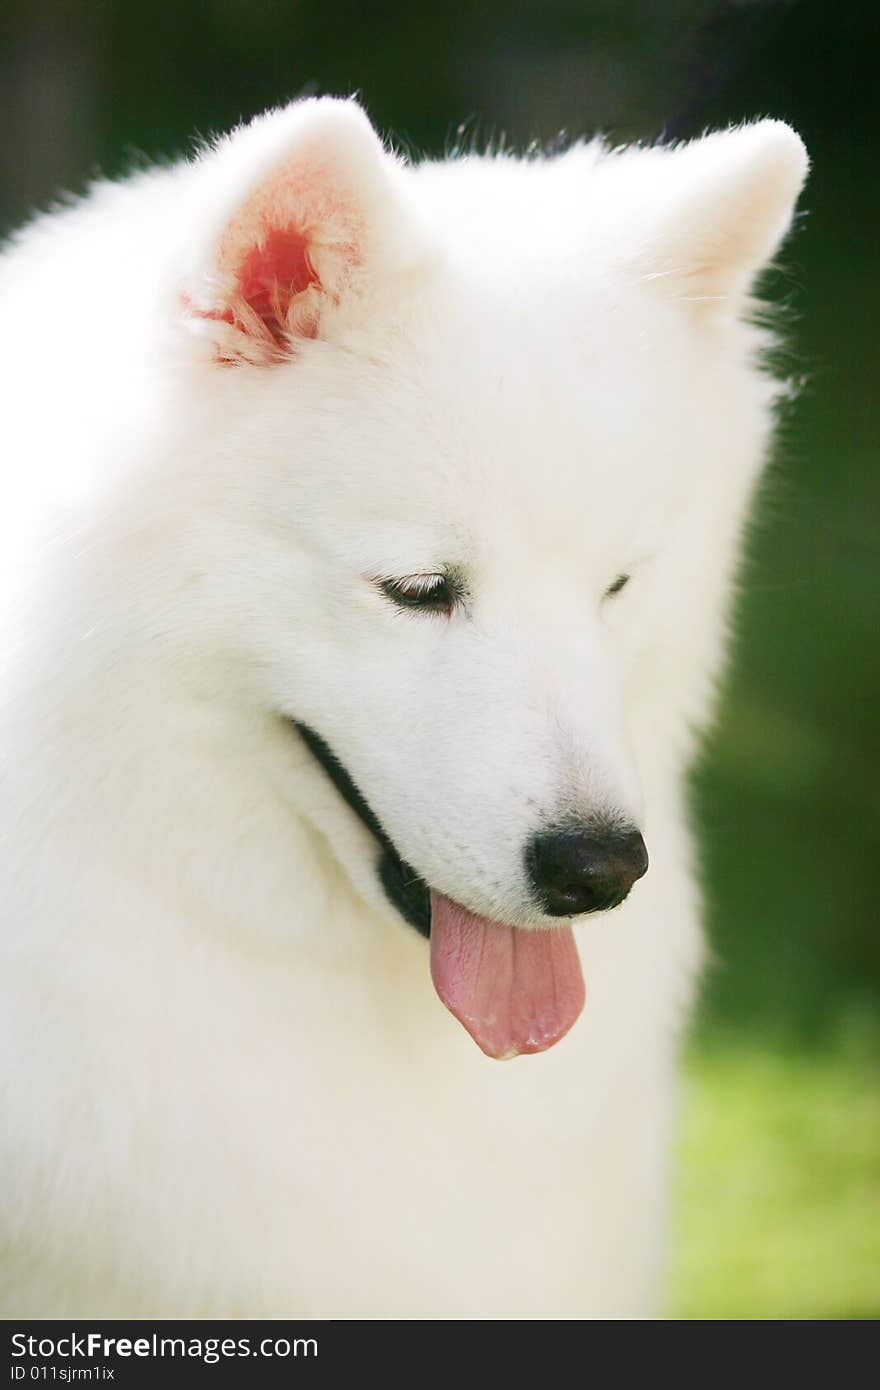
[526,825,649,917]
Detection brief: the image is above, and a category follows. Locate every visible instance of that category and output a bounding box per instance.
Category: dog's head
[174,99,806,1054]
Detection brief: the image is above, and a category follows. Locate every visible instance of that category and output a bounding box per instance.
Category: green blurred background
[2,0,876,1319]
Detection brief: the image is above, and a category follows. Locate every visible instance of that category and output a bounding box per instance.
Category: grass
[671,385,880,1322]
[669,1017,880,1320]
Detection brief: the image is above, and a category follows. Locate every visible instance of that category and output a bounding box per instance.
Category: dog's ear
[181,98,424,364]
[631,121,808,313]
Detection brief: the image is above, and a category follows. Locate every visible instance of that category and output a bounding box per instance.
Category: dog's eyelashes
[380,571,629,613]
[604,573,631,599]
[379,573,458,616]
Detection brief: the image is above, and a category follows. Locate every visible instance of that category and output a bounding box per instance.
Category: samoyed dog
[0,97,806,1318]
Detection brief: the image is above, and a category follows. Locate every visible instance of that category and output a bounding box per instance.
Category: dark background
[1,0,876,1316]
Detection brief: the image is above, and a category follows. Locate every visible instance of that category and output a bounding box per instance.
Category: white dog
[0,98,807,1318]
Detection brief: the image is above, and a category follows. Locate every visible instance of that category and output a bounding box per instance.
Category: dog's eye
[604,573,631,599]
[379,573,457,615]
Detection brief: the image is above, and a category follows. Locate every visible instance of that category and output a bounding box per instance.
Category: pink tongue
[429,891,585,1060]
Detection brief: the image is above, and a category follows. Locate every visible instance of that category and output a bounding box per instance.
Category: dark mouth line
[293,721,432,937]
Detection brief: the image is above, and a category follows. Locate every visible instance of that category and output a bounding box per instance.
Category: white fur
[0,99,807,1318]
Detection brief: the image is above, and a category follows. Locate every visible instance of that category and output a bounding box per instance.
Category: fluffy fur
[0,98,807,1318]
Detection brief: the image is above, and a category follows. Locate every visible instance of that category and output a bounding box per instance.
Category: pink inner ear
[236,224,320,343]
